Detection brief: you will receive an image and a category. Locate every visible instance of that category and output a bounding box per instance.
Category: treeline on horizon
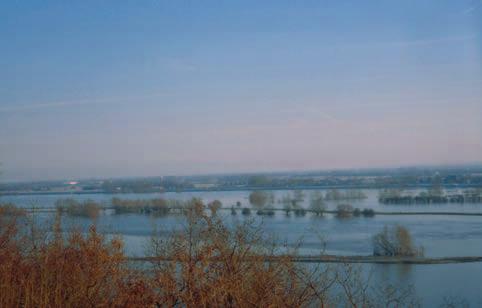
[379,187,482,205]
[47,172,482,193]
[2,166,482,194]
[0,199,429,307]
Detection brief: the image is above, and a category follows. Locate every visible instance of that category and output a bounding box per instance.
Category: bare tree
[309,191,326,216]
[373,225,424,257]
[249,191,268,210]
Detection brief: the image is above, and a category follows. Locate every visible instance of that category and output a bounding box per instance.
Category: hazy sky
[1,1,481,181]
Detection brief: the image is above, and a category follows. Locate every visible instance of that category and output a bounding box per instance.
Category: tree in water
[249,191,268,210]
[373,225,424,257]
[207,200,222,215]
[335,204,353,218]
[309,191,325,216]
[281,193,293,215]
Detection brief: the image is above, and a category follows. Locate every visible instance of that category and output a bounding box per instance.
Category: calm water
[4,188,482,212]
[2,189,482,306]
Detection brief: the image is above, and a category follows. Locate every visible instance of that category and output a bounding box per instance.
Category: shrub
[0,201,420,307]
[362,208,375,217]
[293,190,305,202]
[55,198,78,212]
[353,208,361,217]
[241,207,251,215]
[265,209,275,216]
[281,194,293,216]
[309,191,325,216]
[326,189,367,201]
[373,225,424,257]
[336,204,353,218]
[148,200,419,307]
[55,198,100,219]
[0,216,153,307]
[249,191,269,209]
[256,209,275,216]
[149,200,324,307]
[293,208,307,217]
[208,200,222,215]
[111,198,170,216]
[0,203,26,216]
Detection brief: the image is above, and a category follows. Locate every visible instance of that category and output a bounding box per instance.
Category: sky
[0,1,481,181]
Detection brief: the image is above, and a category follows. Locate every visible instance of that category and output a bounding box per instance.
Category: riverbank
[19,206,482,216]
[129,254,482,264]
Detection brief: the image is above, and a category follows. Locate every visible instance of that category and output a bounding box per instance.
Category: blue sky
[0,1,481,181]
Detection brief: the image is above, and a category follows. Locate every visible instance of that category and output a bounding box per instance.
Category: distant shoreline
[1,183,481,197]
[129,254,482,265]
[18,207,482,216]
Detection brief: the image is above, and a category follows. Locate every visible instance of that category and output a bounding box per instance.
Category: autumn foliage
[0,211,153,307]
[0,201,419,307]
[148,199,326,307]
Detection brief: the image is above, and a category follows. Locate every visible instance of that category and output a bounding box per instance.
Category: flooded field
[2,189,482,306]
[4,188,482,212]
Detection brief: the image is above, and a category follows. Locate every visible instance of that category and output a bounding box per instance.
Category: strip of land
[128,255,482,264]
[20,206,482,216]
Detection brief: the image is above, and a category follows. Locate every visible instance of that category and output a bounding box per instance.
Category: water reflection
[6,190,482,306]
